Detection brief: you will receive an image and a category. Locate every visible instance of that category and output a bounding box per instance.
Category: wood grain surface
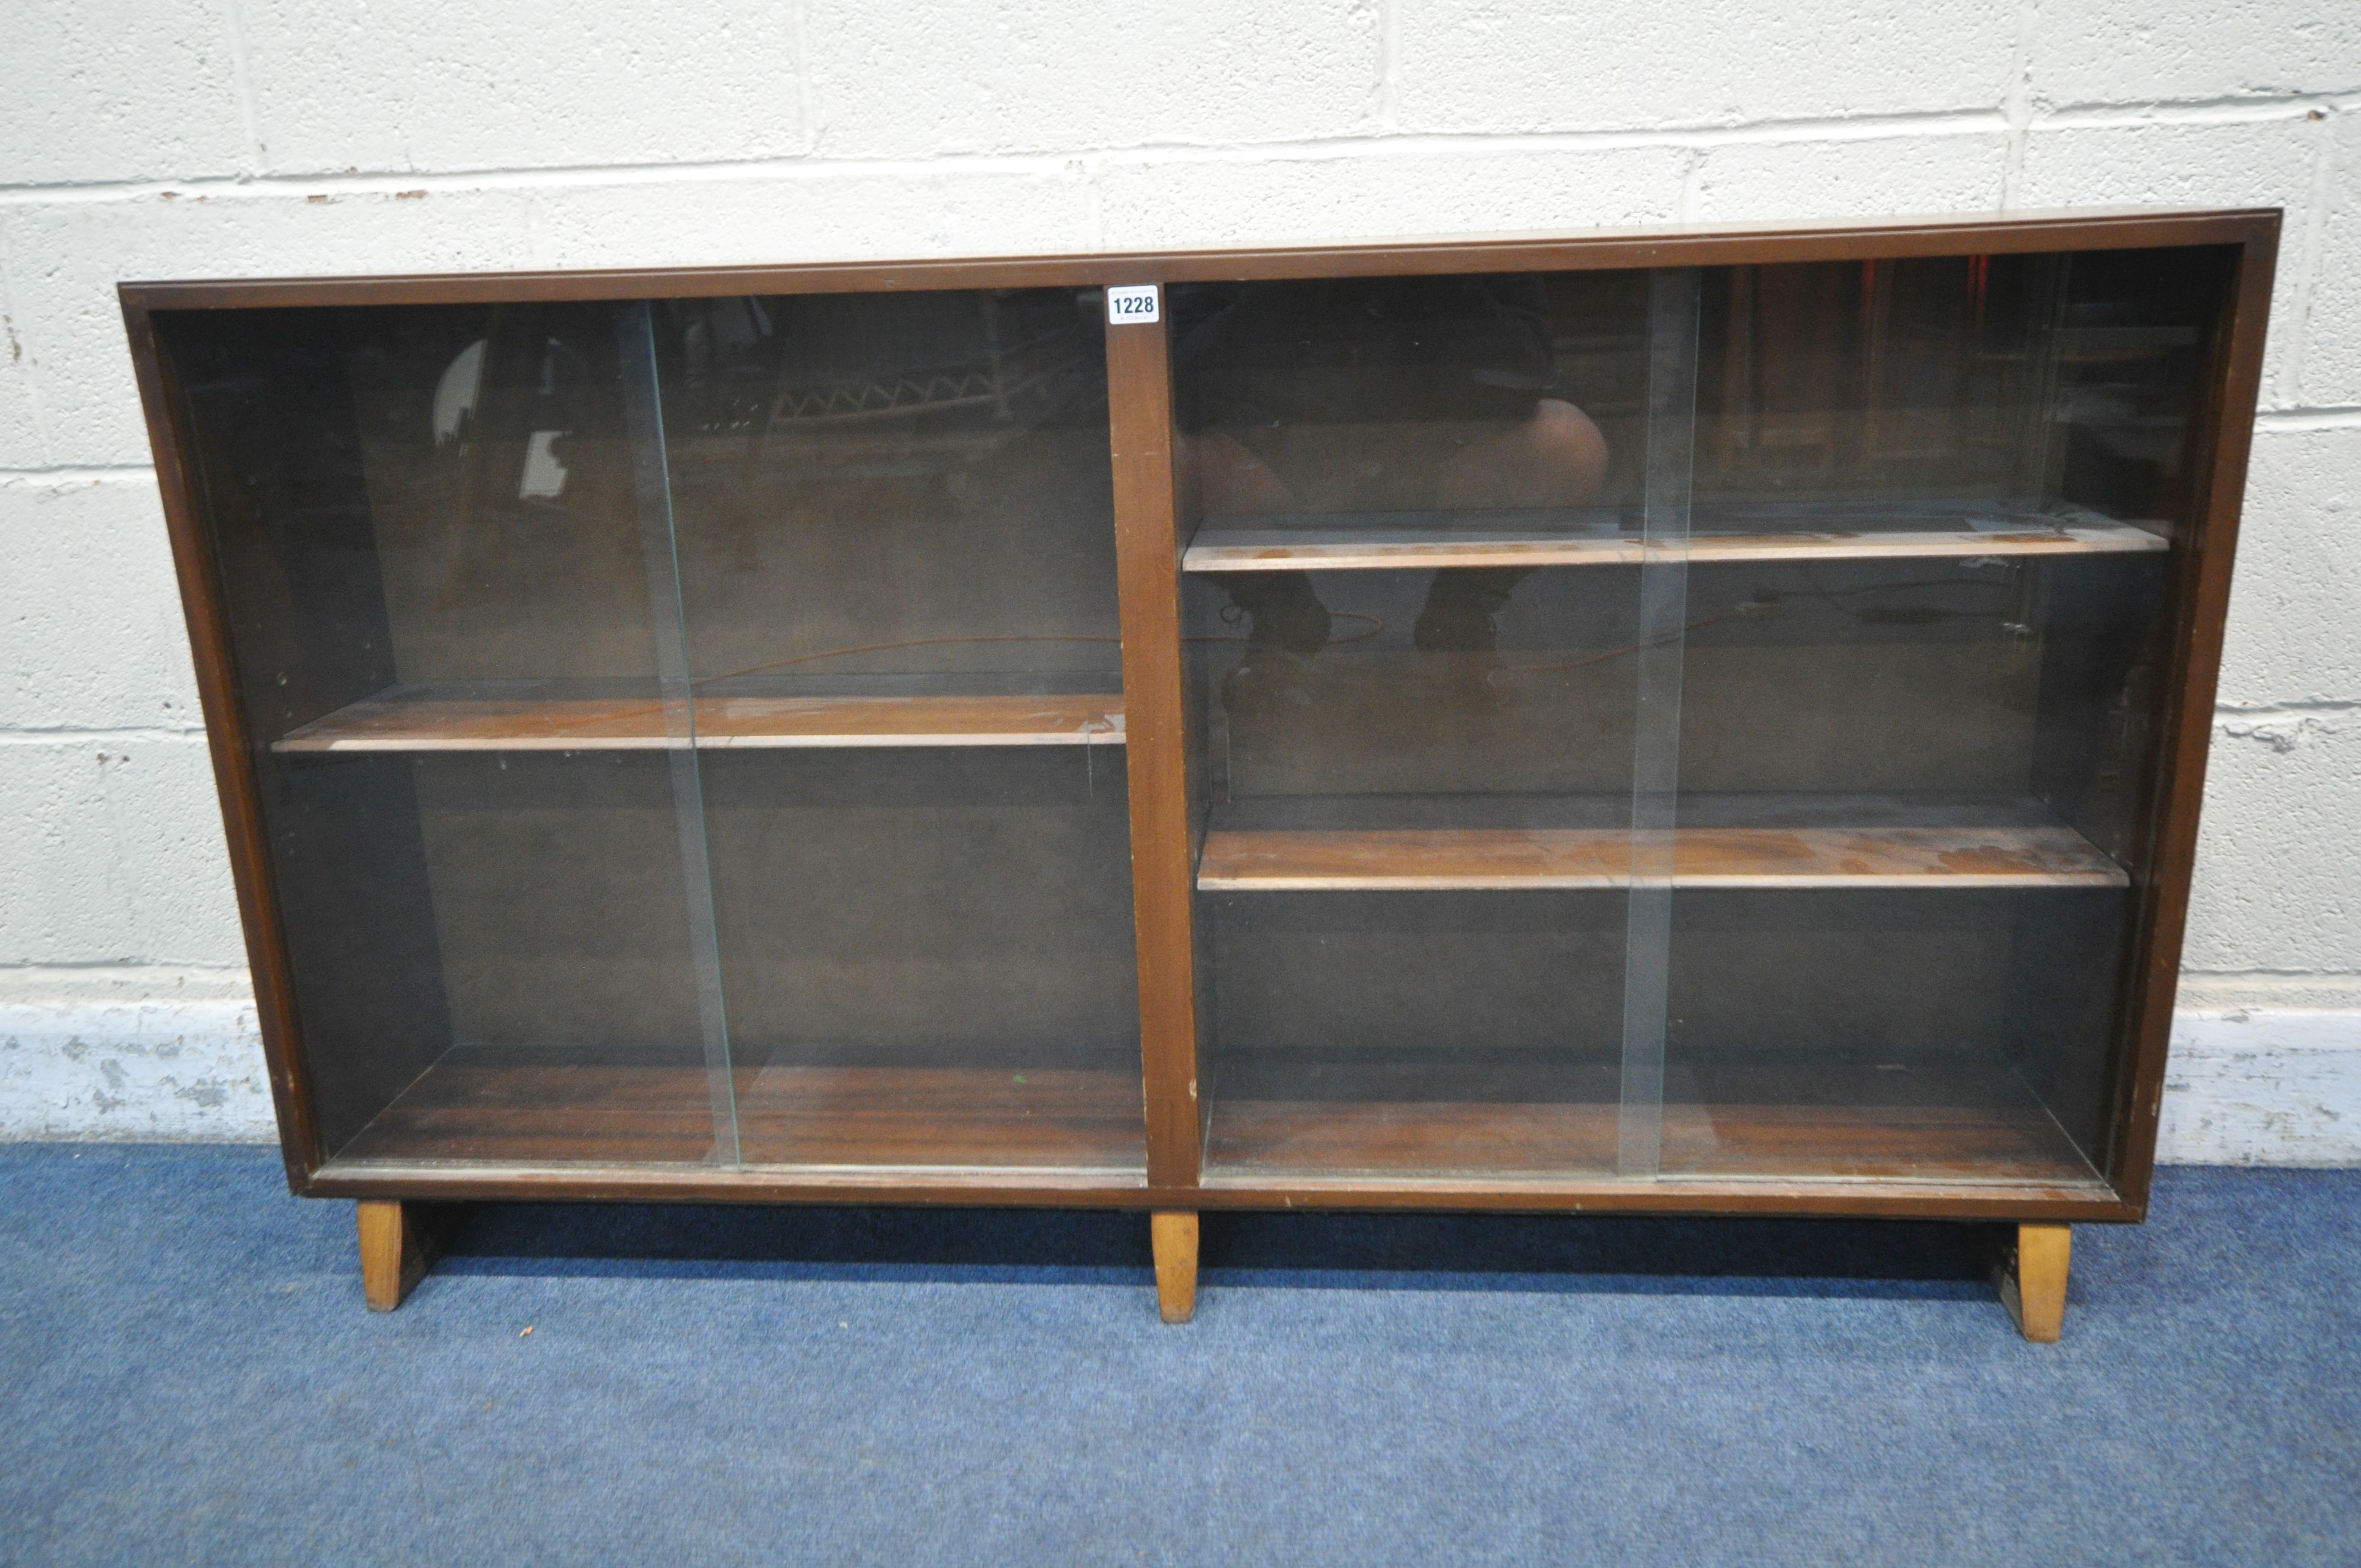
[119,208,2277,313]
[273,688,1126,752]
[333,1053,1149,1173]
[1107,307,1206,1189]
[1183,519,2168,573]
[1196,824,2127,890]
[1203,1096,2095,1183]
[1204,1091,2093,1184]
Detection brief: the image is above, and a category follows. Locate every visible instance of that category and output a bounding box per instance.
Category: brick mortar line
[2183,971,2361,981]
[2215,700,2361,718]
[0,728,208,745]
[220,0,267,176]
[2254,407,2361,431]
[0,95,2346,206]
[0,963,251,980]
[0,467,156,487]
[1999,0,2038,207]
[2279,108,2341,401]
[0,122,2011,205]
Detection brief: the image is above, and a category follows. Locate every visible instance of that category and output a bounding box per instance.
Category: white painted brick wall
[0,477,200,729]
[242,2,812,174]
[2303,113,2361,406]
[0,0,2354,1157]
[2015,116,2326,403]
[1391,1,2021,132]
[808,2,1381,156]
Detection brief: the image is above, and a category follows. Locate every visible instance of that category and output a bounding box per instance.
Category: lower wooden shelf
[333,1047,1149,1172]
[1197,821,2126,891]
[1202,1056,2097,1184]
[273,685,1125,753]
[322,1045,2098,1200]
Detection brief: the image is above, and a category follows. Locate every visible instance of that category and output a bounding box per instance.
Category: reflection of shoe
[1414,600,1506,711]
[1426,651,1508,713]
[1415,566,1526,655]
[1224,571,1332,656]
[1412,599,1499,654]
[1222,649,1318,715]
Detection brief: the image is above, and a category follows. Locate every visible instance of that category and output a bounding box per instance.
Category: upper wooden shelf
[1182,515,2168,573]
[273,686,1125,754]
[1197,820,2125,891]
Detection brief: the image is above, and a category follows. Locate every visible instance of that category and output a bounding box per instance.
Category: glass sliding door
[1169,244,2226,1190]
[1173,270,1671,1180]
[164,284,1148,1179]
[1647,247,2226,1184]
[652,287,1145,1175]
[164,301,738,1165]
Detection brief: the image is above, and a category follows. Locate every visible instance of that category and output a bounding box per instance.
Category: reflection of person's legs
[1182,431,1331,672]
[1436,399,1609,510]
[1225,571,1331,655]
[1414,568,1528,652]
[1419,400,1610,657]
[1185,430,1293,516]
[1215,570,1329,712]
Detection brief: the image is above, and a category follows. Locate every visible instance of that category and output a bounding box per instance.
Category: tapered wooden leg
[1152,1211,1199,1324]
[358,1200,462,1312]
[1996,1222,2070,1342]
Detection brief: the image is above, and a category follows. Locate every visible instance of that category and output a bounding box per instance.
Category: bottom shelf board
[1201,1057,2097,1184]
[331,1046,2094,1188]
[333,1048,1148,1172]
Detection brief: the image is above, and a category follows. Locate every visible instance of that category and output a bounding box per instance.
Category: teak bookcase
[122,209,2278,1339]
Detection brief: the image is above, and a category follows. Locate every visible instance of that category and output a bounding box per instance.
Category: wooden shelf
[1182,517,2166,573]
[273,687,1125,754]
[1197,822,2126,891]
[1204,1095,2097,1184]
[1203,1057,2097,1184]
[334,1048,1148,1172]
[335,1046,2094,1186]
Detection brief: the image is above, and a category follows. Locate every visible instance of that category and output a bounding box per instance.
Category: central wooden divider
[1105,301,1205,1197]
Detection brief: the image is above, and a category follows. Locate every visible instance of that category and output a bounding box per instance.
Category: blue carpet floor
[0,1146,2354,1566]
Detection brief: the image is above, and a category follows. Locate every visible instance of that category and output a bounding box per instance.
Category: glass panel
[1656,247,2231,1183]
[1618,266,1699,1178]
[161,302,737,1164]
[1174,273,1661,1179]
[651,288,1144,1173]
